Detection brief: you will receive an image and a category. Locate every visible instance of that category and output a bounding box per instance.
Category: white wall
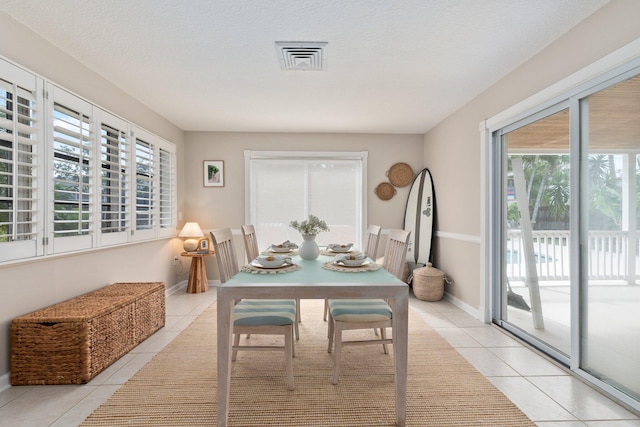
[424,0,640,308]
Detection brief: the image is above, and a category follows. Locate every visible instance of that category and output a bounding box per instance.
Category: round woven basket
[413,263,444,301]
[374,182,396,200]
[386,162,413,187]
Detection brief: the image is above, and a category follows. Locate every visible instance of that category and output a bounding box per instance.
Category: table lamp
[179,222,204,252]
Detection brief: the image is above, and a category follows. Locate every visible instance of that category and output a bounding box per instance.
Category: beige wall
[184,132,424,278]
[424,0,640,308]
[0,12,186,379]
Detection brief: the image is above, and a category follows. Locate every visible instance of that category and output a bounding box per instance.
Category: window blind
[0,78,38,248]
[135,136,154,231]
[52,101,92,238]
[99,118,128,236]
[247,151,366,250]
[158,146,175,230]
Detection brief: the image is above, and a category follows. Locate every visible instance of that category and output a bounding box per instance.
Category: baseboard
[0,372,9,393]
[443,291,481,321]
[167,280,187,295]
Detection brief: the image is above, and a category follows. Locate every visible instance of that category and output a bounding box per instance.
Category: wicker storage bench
[10,282,165,385]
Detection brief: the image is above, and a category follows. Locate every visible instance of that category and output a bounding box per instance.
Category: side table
[181,250,214,293]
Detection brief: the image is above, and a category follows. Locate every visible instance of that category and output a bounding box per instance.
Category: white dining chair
[326,228,410,384]
[242,224,301,337]
[211,228,297,390]
[241,224,260,262]
[364,224,382,259]
[323,225,383,322]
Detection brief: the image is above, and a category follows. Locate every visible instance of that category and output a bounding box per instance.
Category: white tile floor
[1,287,639,427]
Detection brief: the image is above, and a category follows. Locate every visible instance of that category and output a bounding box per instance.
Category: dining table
[216,249,410,426]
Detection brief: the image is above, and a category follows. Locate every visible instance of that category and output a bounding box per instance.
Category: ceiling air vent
[275,41,328,71]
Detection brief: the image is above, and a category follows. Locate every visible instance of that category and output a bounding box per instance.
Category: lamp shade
[179,222,204,252]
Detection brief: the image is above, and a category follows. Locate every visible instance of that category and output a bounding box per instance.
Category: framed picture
[197,238,209,253]
[203,160,224,187]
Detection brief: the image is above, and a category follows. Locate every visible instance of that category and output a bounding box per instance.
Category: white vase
[299,234,320,260]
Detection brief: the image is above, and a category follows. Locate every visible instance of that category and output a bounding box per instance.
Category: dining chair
[364,224,382,259]
[241,224,260,262]
[326,228,410,384]
[241,224,301,336]
[211,228,297,390]
[322,225,383,322]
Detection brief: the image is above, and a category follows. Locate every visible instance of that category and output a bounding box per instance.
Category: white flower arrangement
[289,214,329,236]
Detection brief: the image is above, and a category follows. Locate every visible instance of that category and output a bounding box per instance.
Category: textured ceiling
[0,0,610,134]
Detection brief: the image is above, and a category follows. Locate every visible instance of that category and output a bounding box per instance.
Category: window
[0,66,41,262]
[99,111,129,246]
[245,151,367,250]
[133,129,154,240]
[0,57,176,263]
[158,145,176,235]
[50,86,94,254]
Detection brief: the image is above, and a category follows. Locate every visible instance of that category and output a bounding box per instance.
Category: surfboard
[403,168,435,266]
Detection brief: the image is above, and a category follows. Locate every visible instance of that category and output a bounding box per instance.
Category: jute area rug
[82,299,535,426]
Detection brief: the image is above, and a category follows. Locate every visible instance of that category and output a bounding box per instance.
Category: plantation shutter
[132,128,155,241]
[158,144,176,234]
[0,62,42,262]
[98,111,129,246]
[50,86,94,253]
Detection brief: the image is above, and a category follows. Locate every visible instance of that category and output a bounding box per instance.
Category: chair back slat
[364,225,382,259]
[241,224,260,261]
[382,229,410,280]
[210,228,240,283]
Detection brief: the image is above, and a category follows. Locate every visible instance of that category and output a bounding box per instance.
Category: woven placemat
[241,263,301,274]
[322,261,381,273]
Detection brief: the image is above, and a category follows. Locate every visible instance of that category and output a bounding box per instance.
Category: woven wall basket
[374,182,396,200]
[386,162,413,187]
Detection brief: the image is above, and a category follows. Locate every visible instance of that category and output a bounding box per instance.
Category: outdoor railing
[506,229,638,284]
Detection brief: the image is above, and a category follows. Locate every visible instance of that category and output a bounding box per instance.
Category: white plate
[334,259,370,268]
[328,246,353,253]
[269,247,293,253]
[251,260,292,269]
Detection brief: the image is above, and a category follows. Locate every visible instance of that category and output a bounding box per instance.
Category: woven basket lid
[374,182,396,200]
[386,162,414,187]
[414,262,444,277]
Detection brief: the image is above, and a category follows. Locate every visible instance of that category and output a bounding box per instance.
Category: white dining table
[216,252,409,426]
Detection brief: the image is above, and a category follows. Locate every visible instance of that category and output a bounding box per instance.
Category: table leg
[187,257,209,293]
[217,292,233,427]
[393,293,408,427]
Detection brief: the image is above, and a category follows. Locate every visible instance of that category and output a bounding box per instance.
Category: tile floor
[1,287,639,427]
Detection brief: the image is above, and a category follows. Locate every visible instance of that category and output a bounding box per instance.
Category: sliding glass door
[492,70,640,408]
[498,105,572,362]
[580,75,640,402]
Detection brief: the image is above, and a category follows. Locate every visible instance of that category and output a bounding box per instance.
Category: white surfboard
[403,168,435,266]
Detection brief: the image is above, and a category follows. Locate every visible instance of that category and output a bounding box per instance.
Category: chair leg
[232,333,240,361]
[327,312,334,353]
[323,298,328,321]
[293,300,300,341]
[285,325,295,391]
[291,327,296,358]
[331,321,343,385]
[380,327,389,354]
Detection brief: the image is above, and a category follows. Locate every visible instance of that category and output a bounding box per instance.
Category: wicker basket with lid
[412,263,445,301]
